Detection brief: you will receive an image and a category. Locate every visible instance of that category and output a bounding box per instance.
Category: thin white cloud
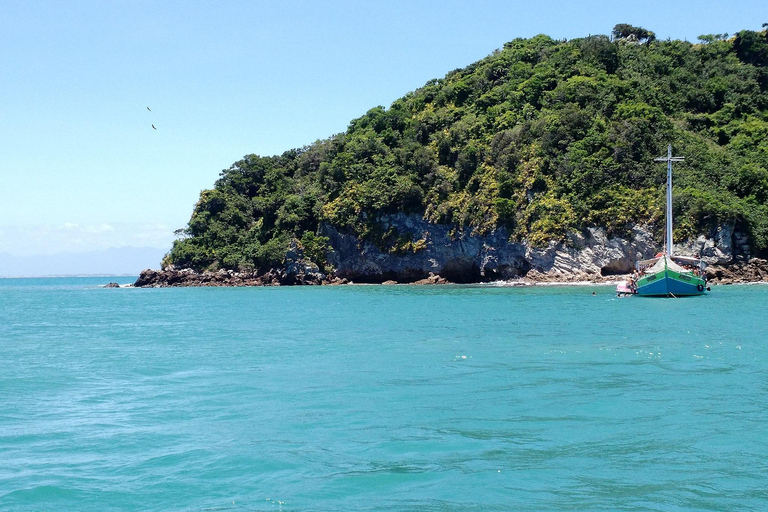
[0,222,175,256]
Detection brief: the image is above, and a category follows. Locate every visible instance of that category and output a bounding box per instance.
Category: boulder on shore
[410,273,450,285]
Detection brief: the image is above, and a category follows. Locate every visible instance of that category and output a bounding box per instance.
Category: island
[136,25,768,287]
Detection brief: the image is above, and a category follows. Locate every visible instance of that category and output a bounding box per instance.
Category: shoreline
[131,260,768,289]
[122,278,768,289]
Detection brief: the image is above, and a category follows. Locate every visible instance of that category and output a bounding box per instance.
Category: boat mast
[655,145,684,257]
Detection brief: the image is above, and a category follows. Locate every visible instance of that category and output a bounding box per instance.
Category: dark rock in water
[134,269,166,287]
[104,282,120,288]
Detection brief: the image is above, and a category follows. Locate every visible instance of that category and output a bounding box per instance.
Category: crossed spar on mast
[654,145,684,257]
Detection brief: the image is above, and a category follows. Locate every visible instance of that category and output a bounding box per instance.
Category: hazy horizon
[0,246,168,278]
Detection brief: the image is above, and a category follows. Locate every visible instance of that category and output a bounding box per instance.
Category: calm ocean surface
[1,277,767,511]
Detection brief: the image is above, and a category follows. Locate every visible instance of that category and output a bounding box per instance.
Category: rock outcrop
[134,267,321,288]
[282,240,325,285]
[134,214,761,287]
[134,239,328,288]
[322,213,658,283]
[706,258,768,284]
[677,222,751,265]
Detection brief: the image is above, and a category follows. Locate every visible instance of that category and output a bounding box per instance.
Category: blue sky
[2,0,766,258]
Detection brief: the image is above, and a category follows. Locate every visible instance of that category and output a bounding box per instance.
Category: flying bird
[147,106,151,111]
[152,124,156,130]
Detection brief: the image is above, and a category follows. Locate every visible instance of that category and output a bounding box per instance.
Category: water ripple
[2,280,768,510]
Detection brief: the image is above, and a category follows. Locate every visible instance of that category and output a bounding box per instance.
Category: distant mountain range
[0,247,168,277]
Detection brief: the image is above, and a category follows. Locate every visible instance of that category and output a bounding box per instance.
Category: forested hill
[166,26,768,274]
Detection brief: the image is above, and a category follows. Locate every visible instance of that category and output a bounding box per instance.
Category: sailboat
[629,145,708,297]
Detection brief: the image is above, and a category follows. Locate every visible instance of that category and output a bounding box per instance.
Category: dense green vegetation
[166,26,768,272]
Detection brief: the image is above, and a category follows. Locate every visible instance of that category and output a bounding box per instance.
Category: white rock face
[526,227,658,277]
[321,214,713,282]
[677,222,746,265]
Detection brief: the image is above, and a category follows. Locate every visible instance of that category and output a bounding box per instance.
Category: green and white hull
[635,256,707,297]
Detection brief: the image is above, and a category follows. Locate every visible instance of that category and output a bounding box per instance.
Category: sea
[1,277,767,511]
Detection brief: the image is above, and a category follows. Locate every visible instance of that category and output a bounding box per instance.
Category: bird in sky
[147,107,151,111]
[152,124,156,130]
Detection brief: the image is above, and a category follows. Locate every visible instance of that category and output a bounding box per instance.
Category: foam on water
[1,279,767,510]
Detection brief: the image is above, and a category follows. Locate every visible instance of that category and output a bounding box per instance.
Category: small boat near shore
[617,145,709,297]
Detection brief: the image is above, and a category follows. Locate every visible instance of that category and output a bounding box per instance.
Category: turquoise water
[1,278,767,511]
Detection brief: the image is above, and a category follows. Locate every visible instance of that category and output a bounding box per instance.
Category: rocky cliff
[135,217,759,287]
[321,213,657,283]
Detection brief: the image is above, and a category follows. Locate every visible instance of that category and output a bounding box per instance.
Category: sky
[2,0,766,263]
